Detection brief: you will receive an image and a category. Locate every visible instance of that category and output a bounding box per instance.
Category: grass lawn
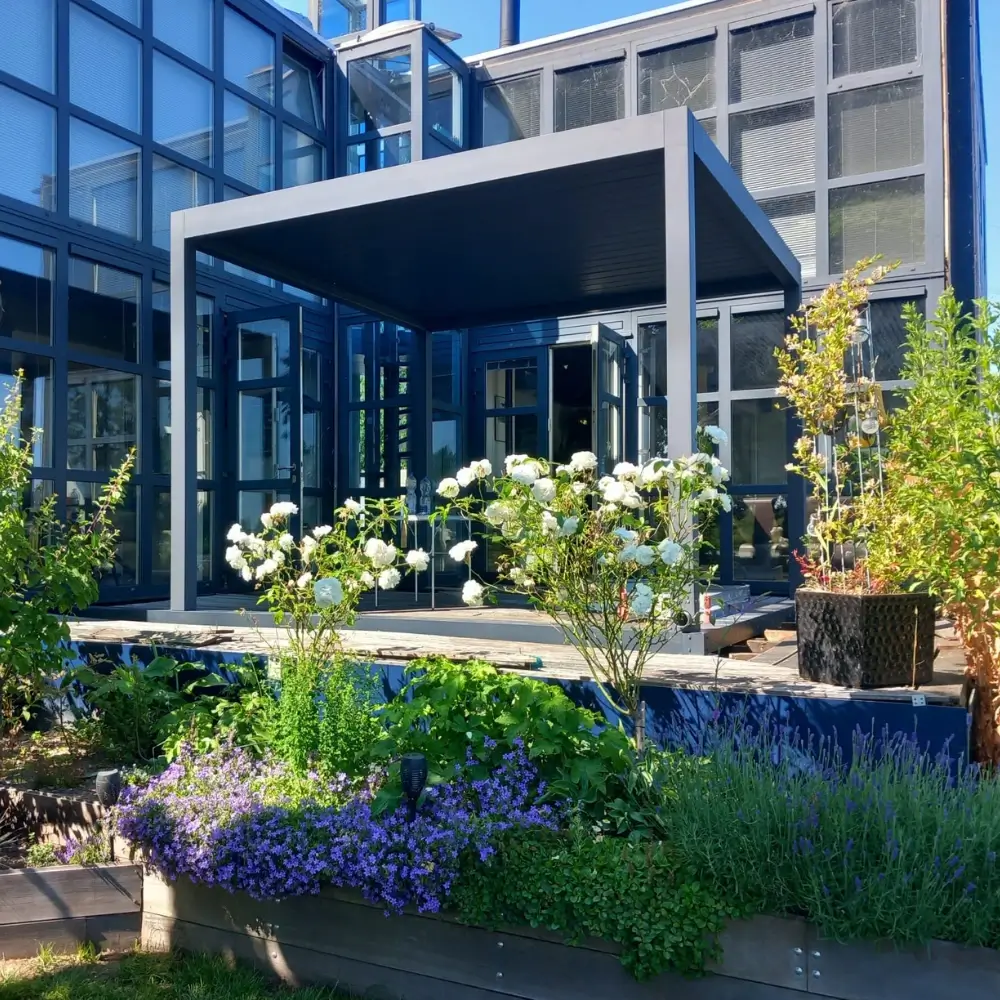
[0,949,350,1000]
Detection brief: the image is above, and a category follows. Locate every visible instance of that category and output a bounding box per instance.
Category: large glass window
[91,0,140,25]
[729,14,814,104]
[832,0,918,78]
[866,296,925,382]
[67,364,139,471]
[0,352,54,467]
[346,134,411,174]
[69,118,141,239]
[282,126,324,188]
[224,93,275,190]
[733,494,790,581]
[154,380,212,477]
[283,51,323,128]
[150,283,214,374]
[637,319,719,398]
[152,155,213,250]
[828,80,923,179]
[0,235,53,346]
[730,100,815,193]
[239,319,290,380]
[0,85,56,210]
[482,75,540,147]
[731,402,787,484]
[0,0,55,92]
[224,6,274,103]
[349,49,412,135]
[731,311,784,391]
[759,193,817,280]
[384,0,415,21]
[153,53,214,165]
[317,0,367,38]
[68,258,140,362]
[67,482,138,584]
[829,176,925,273]
[554,59,625,133]
[427,53,463,146]
[154,0,212,67]
[154,489,212,583]
[69,3,141,132]
[639,38,715,115]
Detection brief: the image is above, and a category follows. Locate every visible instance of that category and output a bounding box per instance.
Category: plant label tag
[911,694,927,707]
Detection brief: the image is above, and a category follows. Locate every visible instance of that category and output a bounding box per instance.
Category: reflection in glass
[639,401,718,464]
[69,4,141,131]
[69,119,140,239]
[282,125,324,188]
[482,75,541,146]
[68,258,140,361]
[731,311,784,391]
[599,400,621,471]
[239,319,290,379]
[303,410,320,488]
[301,495,322,531]
[153,0,212,67]
[638,319,719,397]
[348,325,367,402]
[154,489,212,583]
[0,85,56,210]
[486,358,537,409]
[303,349,321,400]
[239,388,292,480]
[152,155,213,250]
[283,52,323,128]
[67,364,138,471]
[733,494,790,581]
[66,482,138,585]
[0,352,53,466]
[346,133,411,173]
[554,60,625,132]
[348,410,365,488]
[154,381,212,478]
[0,235,53,345]
[224,93,275,191]
[151,284,213,375]
[431,415,458,482]
[486,414,537,475]
[432,332,461,406]
[731,398,787,485]
[427,53,463,146]
[349,49,411,134]
[238,490,290,532]
[224,6,274,103]
[153,53,213,164]
[0,0,55,91]
[317,0,367,38]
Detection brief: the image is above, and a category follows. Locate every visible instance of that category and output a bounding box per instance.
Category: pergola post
[664,112,700,629]
[169,215,198,612]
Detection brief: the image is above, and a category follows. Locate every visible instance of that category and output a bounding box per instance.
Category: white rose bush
[434,436,731,745]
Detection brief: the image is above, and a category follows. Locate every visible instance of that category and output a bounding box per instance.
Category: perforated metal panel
[868,295,925,380]
[730,100,815,193]
[482,75,541,146]
[829,79,923,179]
[829,176,925,272]
[554,59,625,133]
[729,14,814,104]
[759,192,816,278]
[832,0,919,78]
[639,38,715,114]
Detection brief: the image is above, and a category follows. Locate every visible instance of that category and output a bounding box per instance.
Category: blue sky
[288,0,998,299]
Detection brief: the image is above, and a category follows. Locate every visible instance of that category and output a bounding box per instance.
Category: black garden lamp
[95,769,122,808]
[400,753,428,822]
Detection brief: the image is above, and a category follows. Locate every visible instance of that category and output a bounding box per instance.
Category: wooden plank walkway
[68,618,967,706]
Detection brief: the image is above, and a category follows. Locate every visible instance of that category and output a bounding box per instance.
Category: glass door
[593,324,626,474]
[228,304,303,541]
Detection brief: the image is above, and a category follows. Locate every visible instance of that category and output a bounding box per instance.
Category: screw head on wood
[813,970,822,978]
[793,947,803,955]
[794,968,804,976]
[812,950,822,958]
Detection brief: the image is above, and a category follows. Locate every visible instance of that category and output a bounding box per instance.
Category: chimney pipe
[500,0,520,47]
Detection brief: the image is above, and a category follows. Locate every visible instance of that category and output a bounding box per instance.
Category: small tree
[0,377,133,740]
[435,445,729,747]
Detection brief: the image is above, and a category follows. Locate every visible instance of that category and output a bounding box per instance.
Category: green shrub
[317,660,384,777]
[25,841,59,867]
[453,826,727,980]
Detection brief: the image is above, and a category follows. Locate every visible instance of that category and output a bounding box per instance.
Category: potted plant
[776,259,935,689]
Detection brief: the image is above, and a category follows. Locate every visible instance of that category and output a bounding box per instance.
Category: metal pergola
[169,106,801,610]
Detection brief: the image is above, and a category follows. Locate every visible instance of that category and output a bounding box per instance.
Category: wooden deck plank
[0,865,142,925]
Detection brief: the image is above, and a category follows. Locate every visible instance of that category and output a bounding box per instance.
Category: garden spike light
[400,752,428,822]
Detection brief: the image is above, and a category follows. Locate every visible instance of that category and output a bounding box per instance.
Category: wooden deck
[68,617,968,707]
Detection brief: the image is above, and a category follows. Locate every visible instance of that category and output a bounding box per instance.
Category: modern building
[0,0,985,608]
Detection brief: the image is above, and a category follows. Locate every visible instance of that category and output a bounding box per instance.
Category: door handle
[277,464,298,472]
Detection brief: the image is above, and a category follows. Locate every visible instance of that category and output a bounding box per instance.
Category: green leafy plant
[68,655,221,764]
[0,375,133,741]
[317,659,384,778]
[453,826,728,980]
[866,291,1000,759]
[24,840,59,868]
[373,657,632,815]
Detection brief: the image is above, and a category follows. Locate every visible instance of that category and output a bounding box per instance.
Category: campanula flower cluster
[117,740,559,913]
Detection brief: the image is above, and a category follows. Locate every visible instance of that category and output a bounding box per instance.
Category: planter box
[141,871,1000,1000]
[0,863,142,959]
[0,785,107,847]
[796,590,936,688]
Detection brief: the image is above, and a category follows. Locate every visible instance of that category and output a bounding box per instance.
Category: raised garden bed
[141,871,1000,1000]
[0,863,142,959]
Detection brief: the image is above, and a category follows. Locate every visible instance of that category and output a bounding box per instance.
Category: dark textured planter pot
[796,590,936,688]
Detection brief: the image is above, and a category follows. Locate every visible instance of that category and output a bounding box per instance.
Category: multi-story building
[0,0,985,605]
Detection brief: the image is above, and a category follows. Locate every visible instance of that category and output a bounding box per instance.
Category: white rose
[597,475,615,491]
[437,477,460,499]
[364,538,397,568]
[471,458,492,479]
[246,536,266,556]
[343,498,362,514]
[630,593,653,617]
[559,516,579,536]
[269,501,298,518]
[296,571,313,589]
[312,525,333,539]
[360,571,375,588]
[541,511,559,534]
[240,565,253,582]
[313,577,343,608]
[613,527,638,542]
[484,501,509,526]
[569,451,598,474]
[277,532,295,551]
[613,462,639,480]
[699,487,720,503]
[720,494,733,512]
[456,466,477,488]
[658,539,683,566]
[617,545,638,564]
[378,568,401,590]
[532,478,556,503]
[633,544,656,566]
[602,481,627,504]
[225,545,245,569]
[256,558,278,580]
[272,550,285,566]
[597,503,618,517]
[462,579,485,606]
[504,454,528,473]
[449,540,478,562]
[226,523,246,543]
[571,481,587,495]
[259,512,274,530]
[406,549,430,572]
[620,489,642,509]
[510,462,540,485]
[301,536,318,559]
[703,425,728,445]
[638,461,669,488]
